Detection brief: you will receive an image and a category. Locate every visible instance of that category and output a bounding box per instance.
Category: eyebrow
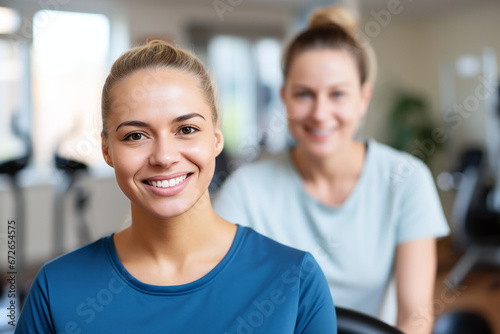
[292,82,350,89]
[115,113,206,132]
[174,112,206,123]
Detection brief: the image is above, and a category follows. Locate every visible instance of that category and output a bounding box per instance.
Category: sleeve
[213,167,254,228]
[396,159,450,243]
[15,267,55,334]
[295,253,337,334]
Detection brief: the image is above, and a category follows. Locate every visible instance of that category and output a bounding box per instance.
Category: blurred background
[0,0,499,332]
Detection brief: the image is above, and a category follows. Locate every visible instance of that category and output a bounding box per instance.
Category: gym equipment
[442,147,500,289]
[433,310,493,334]
[52,153,92,257]
[0,111,32,307]
[336,307,403,334]
[438,48,500,289]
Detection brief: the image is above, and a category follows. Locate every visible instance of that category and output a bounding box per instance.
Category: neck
[123,191,229,262]
[292,140,366,183]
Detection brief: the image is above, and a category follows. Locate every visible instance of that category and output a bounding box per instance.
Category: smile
[147,174,189,188]
[310,128,332,136]
[307,127,336,136]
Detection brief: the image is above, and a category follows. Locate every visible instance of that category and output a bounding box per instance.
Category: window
[0,38,28,163]
[0,7,20,34]
[208,35,286,161]
[32,10,110,170]
[0,7,27,165]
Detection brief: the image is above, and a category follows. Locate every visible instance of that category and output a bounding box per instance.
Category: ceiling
[183,0,499,18]
[6,0,497,21]
[359,0,498,18]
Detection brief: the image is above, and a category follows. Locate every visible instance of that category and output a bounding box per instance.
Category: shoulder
[239,226,307,262]
[367,139,431,187]
[237,226,327,291]
[214,154,295,223]
[239,227,336,331]
[366,143,450,241]
[215,152,294,207]
[24,235,114,310]
[42,235,111,278]
[369,140,426,169]
[231,227,335,332]
[230,152,292,182]
[241,226,301,254]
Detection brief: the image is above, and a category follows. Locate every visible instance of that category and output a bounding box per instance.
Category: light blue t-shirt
[16,226,336,334]
[214,140,449,319]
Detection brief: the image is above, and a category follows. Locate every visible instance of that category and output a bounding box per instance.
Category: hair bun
[308,5,358,34]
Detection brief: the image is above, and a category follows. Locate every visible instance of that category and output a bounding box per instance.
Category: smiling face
[282,49,372,158]
[101,68,223,219]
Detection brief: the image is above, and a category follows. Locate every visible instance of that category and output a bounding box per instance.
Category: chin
[133,199,195,220]
[302,140,342,156]
[310,148,338,159]
[149,207,191,220]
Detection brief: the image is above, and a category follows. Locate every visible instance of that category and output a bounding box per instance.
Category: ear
[280,85,286,103]
[214,121,224,158]
[359,82,373,117]
[101,132,114,168]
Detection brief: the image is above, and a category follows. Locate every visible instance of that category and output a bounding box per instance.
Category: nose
[148,136,181,169]
[310,94,331,122]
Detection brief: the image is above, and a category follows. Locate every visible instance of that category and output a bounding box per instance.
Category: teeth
[310,128,333,136]
[148,175,188,188]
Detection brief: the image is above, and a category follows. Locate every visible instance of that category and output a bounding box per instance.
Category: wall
[123,0,293,46]
[364,1,500,160]
[361,1,500,220]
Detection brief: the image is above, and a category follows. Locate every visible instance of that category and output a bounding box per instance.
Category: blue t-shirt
[16,226,336,334]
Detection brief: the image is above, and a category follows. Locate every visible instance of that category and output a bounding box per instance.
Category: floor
[434,237,500,333]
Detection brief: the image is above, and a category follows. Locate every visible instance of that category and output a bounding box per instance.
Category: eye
[331,91,344,98]
[178,126,198,135]
[295,91,311,99]
[124,132,145,141]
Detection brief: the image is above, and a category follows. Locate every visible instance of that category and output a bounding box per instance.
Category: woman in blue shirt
[16,40,336,334]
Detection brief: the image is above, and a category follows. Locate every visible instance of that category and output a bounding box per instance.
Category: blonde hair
[101,40,219,136]
[282,6,377,85]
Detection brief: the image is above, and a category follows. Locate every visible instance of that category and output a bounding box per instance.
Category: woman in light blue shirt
[215,6,449,334]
